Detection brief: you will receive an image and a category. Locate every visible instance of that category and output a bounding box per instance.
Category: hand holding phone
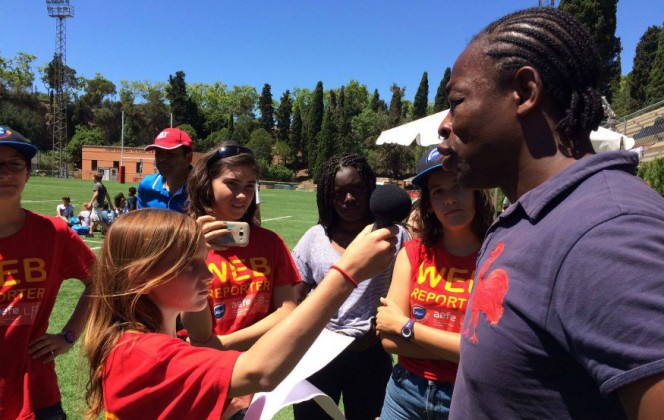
[196,216,251,250]
[212,221,250,248]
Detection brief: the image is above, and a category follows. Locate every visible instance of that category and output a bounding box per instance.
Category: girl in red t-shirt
[376,145,495,419]
[82,208,399,419]
[183,141,301,417]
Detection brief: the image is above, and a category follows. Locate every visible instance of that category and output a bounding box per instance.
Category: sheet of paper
[245,329,354,420]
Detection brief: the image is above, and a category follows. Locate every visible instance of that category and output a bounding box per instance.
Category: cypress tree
[645,27,664,104]
[306,81,324,171]
[370,89,387,113]
[314,106,337,182]
[559,0,621,101]
[276,89,292,143]
[413,71,429,119]
[336,86,352,151]
[290,105,303,167]
[228,113,234,138]
[166,70,188,126]
[630,26,662,108]
[433,67,451,112]
[259,83,275,132]
[388,84,405,127]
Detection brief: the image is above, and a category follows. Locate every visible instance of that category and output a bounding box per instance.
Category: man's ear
[512,66,543,117]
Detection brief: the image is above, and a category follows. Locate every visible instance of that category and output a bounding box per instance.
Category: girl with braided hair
[292,153,410,420]
[437,7,664,418]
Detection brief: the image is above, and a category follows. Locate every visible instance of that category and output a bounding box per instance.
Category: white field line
[23,199,62,203]
[261,216,292,222]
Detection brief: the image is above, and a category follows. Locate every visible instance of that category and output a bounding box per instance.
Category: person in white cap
[138,127,194,213]
[0,125,95,419]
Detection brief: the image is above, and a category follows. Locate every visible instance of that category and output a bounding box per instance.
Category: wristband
[330,265,358,288]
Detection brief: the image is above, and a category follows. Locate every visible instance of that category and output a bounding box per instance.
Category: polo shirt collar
[509,151,639,223]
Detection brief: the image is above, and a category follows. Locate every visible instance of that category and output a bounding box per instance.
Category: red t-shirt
[206,226,300,335]
[103,332,241,419]
[399,239,476,383]
[0,211,95,419]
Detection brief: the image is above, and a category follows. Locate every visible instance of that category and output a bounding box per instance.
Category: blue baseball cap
[0,126,37,160]
[411,146,443,187]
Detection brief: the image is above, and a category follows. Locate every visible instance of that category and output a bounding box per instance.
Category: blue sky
[3,0,663,103]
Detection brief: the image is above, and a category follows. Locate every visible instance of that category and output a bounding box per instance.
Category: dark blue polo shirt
[451,151,664,419]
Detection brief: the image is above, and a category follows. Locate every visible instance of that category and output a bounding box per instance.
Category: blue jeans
[380,364,453,420]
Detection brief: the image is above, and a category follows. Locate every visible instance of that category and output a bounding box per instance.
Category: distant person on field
[114,192,127,214]
[56,196,74,226]
[78,203,92,228]
[87,173,114,236]
[102,203,116,226]
[138,128,193,213]
[126,187,137,211]
[0,125,96,419]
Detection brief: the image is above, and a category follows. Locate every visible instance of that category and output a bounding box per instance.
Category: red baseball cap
[145,128,193,151]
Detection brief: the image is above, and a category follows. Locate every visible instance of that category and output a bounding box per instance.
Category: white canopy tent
[376,110,635,152]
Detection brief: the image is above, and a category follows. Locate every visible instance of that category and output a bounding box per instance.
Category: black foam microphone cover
[370,185,412,229]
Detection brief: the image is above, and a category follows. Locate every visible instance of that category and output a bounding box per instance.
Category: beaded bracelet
[330,265,358,288]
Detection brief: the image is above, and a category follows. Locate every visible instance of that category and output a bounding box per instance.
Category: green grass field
[22,176,319,419]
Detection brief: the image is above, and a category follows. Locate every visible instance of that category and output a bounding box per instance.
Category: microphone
[370,185,413,230]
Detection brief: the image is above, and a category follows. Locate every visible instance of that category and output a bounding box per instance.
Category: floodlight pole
[46,0,74,178]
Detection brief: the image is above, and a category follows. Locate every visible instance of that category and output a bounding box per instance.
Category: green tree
[66,125,103,167]
[559,0,621,101]
[259,83,275,132]
[645,26,664,104]
[247,128,274,162]
[290,105,304,167]
[351,108,389,150]
[81,73,116,108]
[413,71,429,119]
[370,89,386,113]
[343,80,370,118]
[306,81,325,170]
[335,86,352,152]
[0,52,36,93]
[276,89,292,143]
[258,83,274,133]
[388,84,405,127]
[314,106,338,181]
[40,54,80,94]
[166,71,188,126]
[637,157,664,196]
[433,67,451,112]
[611,75,637,117]
[629,26,661,109]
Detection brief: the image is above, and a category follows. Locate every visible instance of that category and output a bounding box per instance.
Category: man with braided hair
[291,153,409,419]
[437,7,664,419]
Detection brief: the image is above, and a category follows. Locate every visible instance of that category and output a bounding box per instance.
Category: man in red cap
[138,127,193,213]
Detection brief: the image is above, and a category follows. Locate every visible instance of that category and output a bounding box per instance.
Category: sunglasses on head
[212,145,255,161]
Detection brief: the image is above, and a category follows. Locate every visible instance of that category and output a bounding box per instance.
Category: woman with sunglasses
[182,141,300,418]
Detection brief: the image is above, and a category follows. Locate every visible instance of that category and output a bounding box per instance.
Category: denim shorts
[379,363,454,420]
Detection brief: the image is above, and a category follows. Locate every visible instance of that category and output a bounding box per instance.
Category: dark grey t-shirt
[93,182,107,208]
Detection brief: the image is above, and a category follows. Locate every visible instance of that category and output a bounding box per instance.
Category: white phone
[212,221,250,247]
